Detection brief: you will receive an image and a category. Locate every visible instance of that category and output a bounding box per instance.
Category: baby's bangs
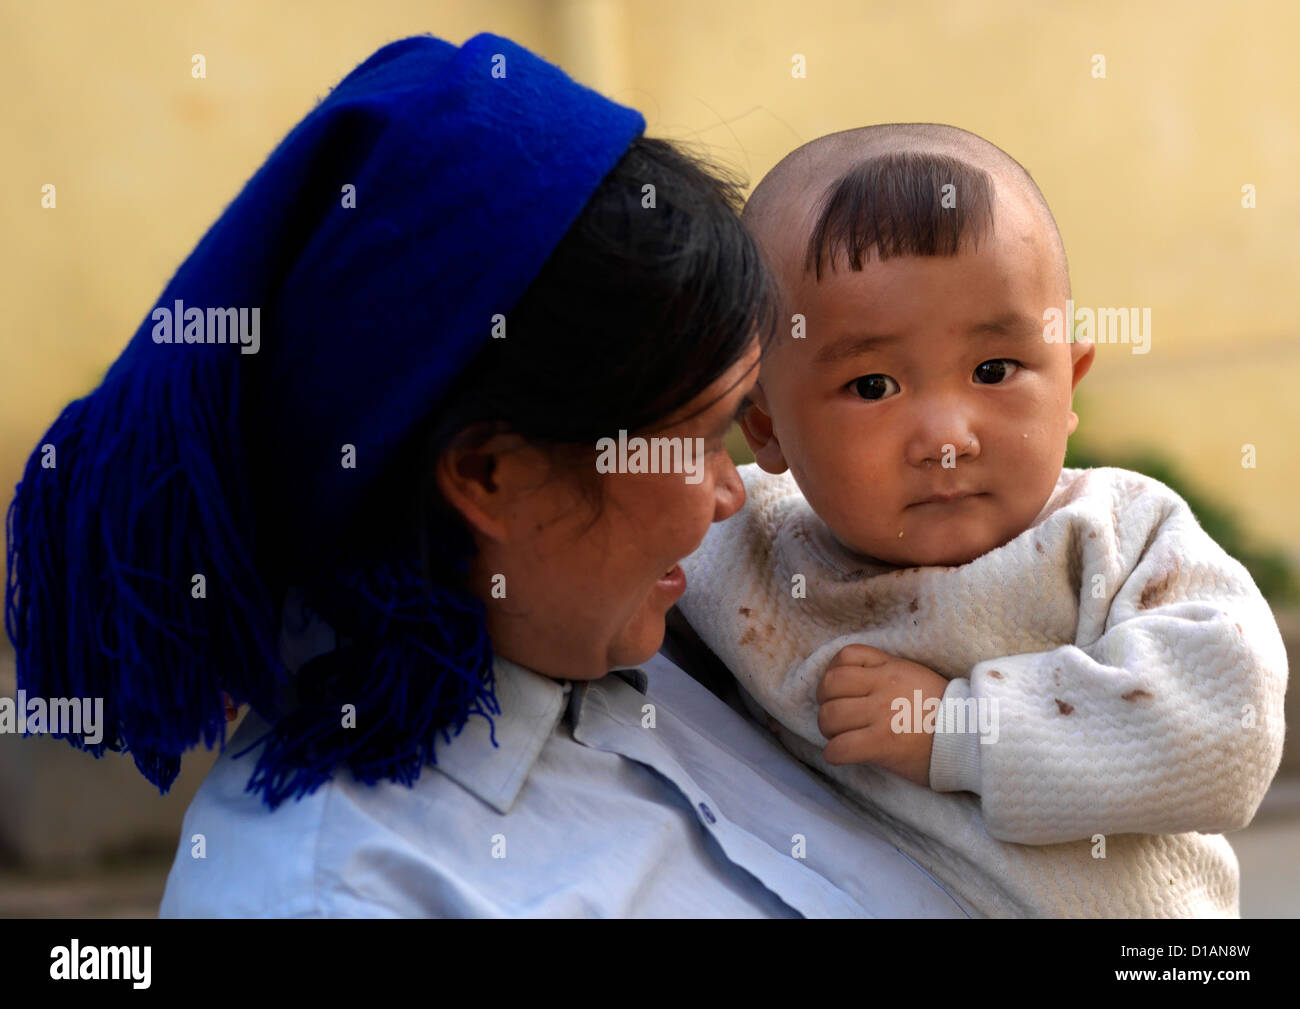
[805,151,996,279]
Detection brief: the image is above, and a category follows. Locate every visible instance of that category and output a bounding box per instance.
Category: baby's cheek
[828,492,892,554]
[1007,439,1065,517]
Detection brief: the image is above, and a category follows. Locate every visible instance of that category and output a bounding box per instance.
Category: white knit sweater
[677,465,1288,918]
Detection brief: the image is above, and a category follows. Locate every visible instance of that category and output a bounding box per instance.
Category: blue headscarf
[4,33,645,806]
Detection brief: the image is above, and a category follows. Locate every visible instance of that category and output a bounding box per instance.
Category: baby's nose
[905,410,981,468]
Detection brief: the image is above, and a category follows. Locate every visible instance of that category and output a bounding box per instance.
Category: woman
[6,32,966,917]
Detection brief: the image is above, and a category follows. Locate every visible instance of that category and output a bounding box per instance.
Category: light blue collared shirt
[159,600,969,917]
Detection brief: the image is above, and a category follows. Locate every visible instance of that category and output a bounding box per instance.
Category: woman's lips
[656,563,687,599]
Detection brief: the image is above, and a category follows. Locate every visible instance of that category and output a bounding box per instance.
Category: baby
[675,124,1288,917]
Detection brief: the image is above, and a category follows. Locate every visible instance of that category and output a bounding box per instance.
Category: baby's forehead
[748,143,1065,298]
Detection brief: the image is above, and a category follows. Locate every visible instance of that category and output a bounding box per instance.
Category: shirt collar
[277,591,647,814]
[432,660,648,813]
[431,655,568,814]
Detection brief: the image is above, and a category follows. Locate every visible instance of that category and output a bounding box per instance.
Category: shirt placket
[568,676,874,919]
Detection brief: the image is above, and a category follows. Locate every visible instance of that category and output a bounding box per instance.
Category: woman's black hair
[411,136,779,574]
[439,137,772,439]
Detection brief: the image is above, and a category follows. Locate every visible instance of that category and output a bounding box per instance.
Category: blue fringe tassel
[236,556,498,809]
[5,344,499,804]
[5,347,284,792]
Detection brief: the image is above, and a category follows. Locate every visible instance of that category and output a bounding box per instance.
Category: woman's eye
[973,359,1020,384]
[850,374,900,401]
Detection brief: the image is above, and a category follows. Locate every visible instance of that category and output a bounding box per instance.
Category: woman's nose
[713,456,746,522]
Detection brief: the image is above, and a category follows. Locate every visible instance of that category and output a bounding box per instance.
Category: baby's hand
[817,644,949,787]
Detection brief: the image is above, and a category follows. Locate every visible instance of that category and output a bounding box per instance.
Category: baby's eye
[973,359,1020,384]
[850,374,900,401]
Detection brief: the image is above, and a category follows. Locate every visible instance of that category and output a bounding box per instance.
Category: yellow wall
[3,0,1297,555]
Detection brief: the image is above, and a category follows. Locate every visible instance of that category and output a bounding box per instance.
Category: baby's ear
[1071,339,1096,390]
[739,387,789,474]
[1066,339,1096,436]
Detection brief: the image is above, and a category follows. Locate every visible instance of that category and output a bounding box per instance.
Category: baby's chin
[832,525,1008,569]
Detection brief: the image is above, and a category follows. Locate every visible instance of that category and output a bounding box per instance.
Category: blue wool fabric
[4,33,645,806]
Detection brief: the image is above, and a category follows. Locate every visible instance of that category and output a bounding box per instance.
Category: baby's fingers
[818,660,884,702]
[817,695,881,739]
[831,643,891,669]
[823,724,889,766]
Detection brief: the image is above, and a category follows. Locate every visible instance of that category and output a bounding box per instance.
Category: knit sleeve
[966,474,1288,845]
[928,677,984,793]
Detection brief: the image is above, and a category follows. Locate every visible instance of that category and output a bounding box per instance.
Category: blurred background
[2,0,1297,916]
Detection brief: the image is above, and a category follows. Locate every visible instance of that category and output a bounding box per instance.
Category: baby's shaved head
[737,125,1093,568]
[745,123,1069,300]
[737,124,1093,568]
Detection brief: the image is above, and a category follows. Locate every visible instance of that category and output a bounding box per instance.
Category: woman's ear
[739,385,789,474]
[434,425,535,543]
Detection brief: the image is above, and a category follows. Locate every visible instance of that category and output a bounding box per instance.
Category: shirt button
[697,802,717,825]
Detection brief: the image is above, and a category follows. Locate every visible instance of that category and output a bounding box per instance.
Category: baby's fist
[816,643,949,787]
